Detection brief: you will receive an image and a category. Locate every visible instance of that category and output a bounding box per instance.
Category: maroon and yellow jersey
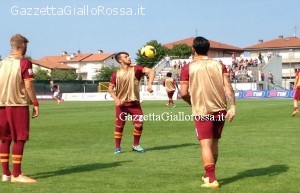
[180,56,228,116]
[163,77,176,92]
[0,55,34,106]
[110,65,144,102]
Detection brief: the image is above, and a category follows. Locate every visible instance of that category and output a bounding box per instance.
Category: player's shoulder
[21,57,32,62]
[134,64,145,70]
[20,57,32,66]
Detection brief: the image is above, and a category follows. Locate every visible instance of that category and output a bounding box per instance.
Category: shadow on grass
[32,161,131,179]
[219,164,289,186]
[146,143,198,151]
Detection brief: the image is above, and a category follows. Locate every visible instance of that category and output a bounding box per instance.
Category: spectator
[267,51,272,61]
[258,51,263,64]
[231,52,236,62]
[253,59,258,67]
[261,71,265,81]
[232,60,237,69]
[165,55,171,67]
[268,71,274,84]
[173,61,178,69]
[178,60,182,69]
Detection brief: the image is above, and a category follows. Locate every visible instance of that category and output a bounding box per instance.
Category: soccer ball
[140,45,156,59]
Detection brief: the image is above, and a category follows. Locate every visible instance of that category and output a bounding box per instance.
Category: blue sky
[0,0,300,60]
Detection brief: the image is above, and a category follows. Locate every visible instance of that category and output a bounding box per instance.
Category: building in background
[32,51,116,80]
[244,35,300,89]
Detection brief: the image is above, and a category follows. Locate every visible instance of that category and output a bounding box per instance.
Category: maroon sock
[114,127,123,148]
[0,140,12,176]
[12,140,25,177]
[204,164,216,182]
[133,125,143,146]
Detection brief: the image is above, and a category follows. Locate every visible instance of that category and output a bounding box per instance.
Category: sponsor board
[59,90,293,101]
[62,93,114,101]
[37,95,53,100]
[61,91,178,101]
[235,90,293,99]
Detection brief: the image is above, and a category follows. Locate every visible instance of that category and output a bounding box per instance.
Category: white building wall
[103,57,118,68]
[32,64,51,75]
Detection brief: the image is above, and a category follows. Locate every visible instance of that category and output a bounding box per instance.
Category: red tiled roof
[245,36,300,50]
[40,55,66,63]
[32,60,75,70]
[82,53,114,62]
[67,54,92,62]
[40,53,114,63]
[164,37,243,51]
[40,53,92,63]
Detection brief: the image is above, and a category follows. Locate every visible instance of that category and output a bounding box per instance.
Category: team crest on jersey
[28,68,33,75]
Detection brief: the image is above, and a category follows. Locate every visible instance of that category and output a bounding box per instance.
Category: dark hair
[115,52,129,63]
[166,72,172,77]
[192,36,210,55]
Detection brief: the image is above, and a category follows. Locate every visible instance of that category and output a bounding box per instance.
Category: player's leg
[212,111,226,165]
[169,91,176,107]
[11,140,25,178]
[195,119,219,188]
[7,106,36,183]
[292,88,300,116]
[128,103,145,153]
[52,93,60,103]
[212,139,219,164]
[0,107,12,181]
[166,91,170,106]
[114,106,126,154]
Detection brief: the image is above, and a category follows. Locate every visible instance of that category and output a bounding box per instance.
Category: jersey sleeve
[180,64,189,82]
[221,63,228,74]
[110,72,117,86]
[134,65,145,80]
[20,58,34,80]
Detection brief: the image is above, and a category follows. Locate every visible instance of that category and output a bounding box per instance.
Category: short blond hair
[10,34,29,49]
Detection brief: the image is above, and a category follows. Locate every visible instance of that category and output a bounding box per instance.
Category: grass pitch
[0,99,299,193]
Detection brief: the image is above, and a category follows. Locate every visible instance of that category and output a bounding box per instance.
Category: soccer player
[108,52,155,154]
[50,80,64,104]
[180,36,236,188]
[292,69,300,116]
[162,72,178,107]
[0,34,39,183]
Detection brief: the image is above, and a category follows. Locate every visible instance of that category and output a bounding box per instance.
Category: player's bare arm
[294,75,299,90]
[143,67,155,93]
[180,81,191,106]
[223,74,236,122]
[108,83,123,106]
[24,79,39,118]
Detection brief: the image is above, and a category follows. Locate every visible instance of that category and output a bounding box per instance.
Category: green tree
[135,40,170,68]
[51,69,78,80]
[169,43,192,58]
[94,66,118,81]
[34,68,51,80]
